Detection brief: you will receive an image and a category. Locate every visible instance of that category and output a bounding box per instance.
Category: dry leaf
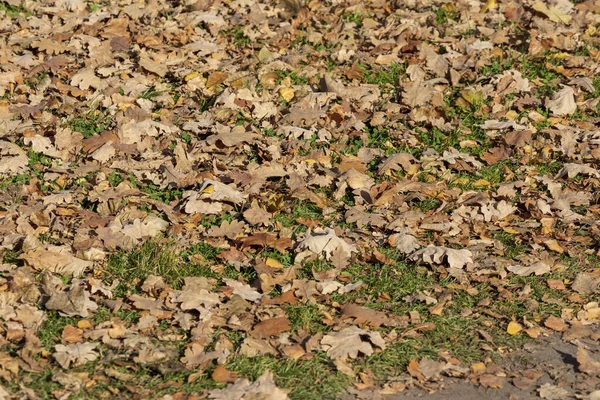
[208,370,290,400]
[546,85,576,115]
[54,343,98,369]
[410,246,473,269]
[320,326,386,360]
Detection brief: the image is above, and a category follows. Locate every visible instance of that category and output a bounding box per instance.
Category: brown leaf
[478,374,504,388]
[544,316,568,332]
[341,304,407,328]
[251,317,291,339]
[577,347,600,376]
[61,325,83,344]
[211,365,238,383]
[407,359,425,381]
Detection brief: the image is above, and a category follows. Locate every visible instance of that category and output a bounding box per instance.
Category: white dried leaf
[321,326,386,360]
[410,245,473,269]
[54,343,98,369]
[547,85,576,115]
[507,262,551,276]
[208,370,290,400]
[297,228,357,260]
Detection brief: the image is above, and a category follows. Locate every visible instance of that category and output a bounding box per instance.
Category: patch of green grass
[418,127,460,153]
[285,304,327,334]
[27,149,52,169]
[104,240,180,295]
[533,160,563,176]
[127,174,183,204]
[227,353,350,400]
[25,72,47,88]
[181,241,222,263]
[70,111,112,139]
[494,231,527,259]
[38,311,79,349]
[414,197,441,213]
[0,1,30,17]
[104,239,243,294]
[140,86,162,100]
[93,305,141,325]
[361,63,405,94]
[0,173,30,189]
[274,201,323,233]
[342,12,365,27]
[276,70,310,86]
[434,5,457,25]
[518,57,561,97]
[223,26,251,46]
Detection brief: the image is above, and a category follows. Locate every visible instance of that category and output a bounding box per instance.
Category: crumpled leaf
[54,343,98,369]
[208,370,290,400]
[297,228,357,260]
[532,1,572,25]
[223,279,263,302]
[410,246,473,269]
[507,262,551,277]
[20,246,93,277]
[546,85,577,115]
[538,383,570,400]
[45,280,98,317]
[0,141,28,177]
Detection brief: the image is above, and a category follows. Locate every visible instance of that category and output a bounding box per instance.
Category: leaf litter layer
[1,0,600,398]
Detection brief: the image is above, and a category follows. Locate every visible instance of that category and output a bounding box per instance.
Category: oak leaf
[320,326,386,360]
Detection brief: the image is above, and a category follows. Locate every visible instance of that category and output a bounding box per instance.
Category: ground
[1,0,600,399]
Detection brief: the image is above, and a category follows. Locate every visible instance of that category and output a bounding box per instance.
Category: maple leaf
[321,326,386,360]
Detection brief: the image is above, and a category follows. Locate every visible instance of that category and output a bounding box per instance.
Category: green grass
[70,111,112,139]
[227,353,350,400]
[361,62,405,94]
[0,1,30,17]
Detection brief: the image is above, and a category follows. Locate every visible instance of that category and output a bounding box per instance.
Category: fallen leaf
[410,246,473,269]
[54,343,98,369]
[544,316,568,332]
[208,370,290,400]
[507,321,523,335]
[211,365,238,384]
[546,85,576,115]
[251,317,291,339]
[320,326,386,360]
[577,347,600,376]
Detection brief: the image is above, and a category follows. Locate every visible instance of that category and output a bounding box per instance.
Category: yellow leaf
[185,72,201,82]
[472,179,490,187]
[265,258,283,269]
[544,239,564,253]
[503,227,519,235]
[481,0,496,13]
[532,1,571,25]
[280,87,295,102]
[453,177,470,185]
[507,321,523,335]
[201,184,215,195]
[470,362,486,373]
